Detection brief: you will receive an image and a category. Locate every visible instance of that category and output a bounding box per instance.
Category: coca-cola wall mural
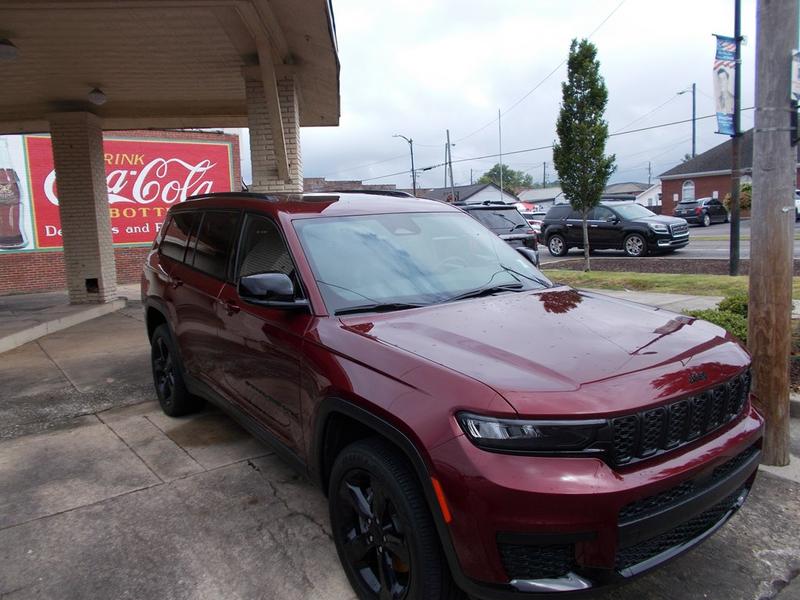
[0,133,236,252]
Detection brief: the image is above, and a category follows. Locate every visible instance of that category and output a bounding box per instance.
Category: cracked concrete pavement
[0,297,799,599]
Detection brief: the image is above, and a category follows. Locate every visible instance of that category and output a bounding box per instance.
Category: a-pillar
[245,73,303,193]
[48,112,116,303]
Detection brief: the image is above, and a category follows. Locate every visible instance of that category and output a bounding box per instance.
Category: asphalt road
[540,219,800,264]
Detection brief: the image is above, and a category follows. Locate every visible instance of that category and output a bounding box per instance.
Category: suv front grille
[498,543,575,580]
[615,487,745,570]
[670,222,689,237]
[611,370,750,466]
[618,444,758,523]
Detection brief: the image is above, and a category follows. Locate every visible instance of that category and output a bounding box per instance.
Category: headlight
[649,223,669,234]
[457,412,608,453]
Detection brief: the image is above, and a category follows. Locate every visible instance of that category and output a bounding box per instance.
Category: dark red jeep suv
[142,192,763,600]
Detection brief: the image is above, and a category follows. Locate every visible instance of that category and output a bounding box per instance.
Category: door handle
[170,277,183,289]
[590,224,598,228]
[222,300,240,316]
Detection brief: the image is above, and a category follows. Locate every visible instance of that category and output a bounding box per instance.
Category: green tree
[552,39,616,271]
[477,163,533,195]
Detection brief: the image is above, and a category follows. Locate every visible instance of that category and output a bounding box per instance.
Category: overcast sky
[267,0,758,191]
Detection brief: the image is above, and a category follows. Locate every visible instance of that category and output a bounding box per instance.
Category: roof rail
[185,191,282,202]
[323,189,415,198]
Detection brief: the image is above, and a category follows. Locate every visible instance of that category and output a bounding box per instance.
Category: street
[539,219,800,264]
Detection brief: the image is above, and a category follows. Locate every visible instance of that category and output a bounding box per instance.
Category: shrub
[722,182,752,212]
[717,291,748,317]
[686,308,748,343]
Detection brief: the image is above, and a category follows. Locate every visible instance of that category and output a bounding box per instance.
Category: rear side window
[160,212,196,262]
[190,210,240,280]
[545,205,572,220]
[470,208,527,232]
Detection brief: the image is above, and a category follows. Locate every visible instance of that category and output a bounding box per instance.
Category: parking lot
[0,292,799,600]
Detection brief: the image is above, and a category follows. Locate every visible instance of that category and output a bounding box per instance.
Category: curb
[0,297,128,354]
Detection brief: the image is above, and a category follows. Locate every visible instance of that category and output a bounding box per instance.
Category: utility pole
[748,0,796,466]
[470,168,473,185]
[542,162,547,187]
[443,142,448,188]
[691,82,697,157]
[648,161,652,185]
[729,0,743,276]
[446,129,456,202]
[498,109,503,200]
[393,134,416,196]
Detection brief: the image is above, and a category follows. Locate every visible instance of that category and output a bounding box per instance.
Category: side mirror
[516,246,540,268]
[606,216,619,223]
[238,272,309,310]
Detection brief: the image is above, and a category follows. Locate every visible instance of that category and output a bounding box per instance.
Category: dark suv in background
[142,192,761,600]
[542,201,689,257]
[457,202,539,265]
[673,197,729,227]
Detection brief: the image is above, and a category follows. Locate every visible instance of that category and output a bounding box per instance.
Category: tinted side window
[545,205,571,220]
[590,206,615,220]
[190,210,240,280]
[237,215,294,278]
[160,212,196,262]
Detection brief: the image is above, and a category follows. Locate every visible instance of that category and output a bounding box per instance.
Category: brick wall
[662,169,800,215]
[246,76,302,192]
[0,246,149,295]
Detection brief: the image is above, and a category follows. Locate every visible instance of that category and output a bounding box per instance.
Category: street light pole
[393,134,416,196]
[678,83,697,158]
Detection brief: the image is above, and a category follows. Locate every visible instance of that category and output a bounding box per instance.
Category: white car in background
[795,190,800,220]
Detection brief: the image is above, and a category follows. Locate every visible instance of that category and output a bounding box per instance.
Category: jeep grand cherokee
[142,192,762,600]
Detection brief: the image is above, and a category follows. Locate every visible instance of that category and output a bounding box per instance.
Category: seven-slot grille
[611,370,750,466]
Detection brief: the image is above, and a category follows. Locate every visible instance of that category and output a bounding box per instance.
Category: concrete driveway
[1,300,799,599]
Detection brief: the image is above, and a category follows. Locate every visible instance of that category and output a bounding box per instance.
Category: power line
[360,107,754,182]
[446,0,627,144]
[612,93,682,133]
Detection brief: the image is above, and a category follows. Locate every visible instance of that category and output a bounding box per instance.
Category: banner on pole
[714,35,736,136]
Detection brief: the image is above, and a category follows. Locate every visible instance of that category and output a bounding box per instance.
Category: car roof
[456,202,518,210]
[169,192,460,219]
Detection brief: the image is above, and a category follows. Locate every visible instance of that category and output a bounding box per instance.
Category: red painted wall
[0,129,240,296]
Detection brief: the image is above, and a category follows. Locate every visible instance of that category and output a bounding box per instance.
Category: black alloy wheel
[337,468,412,599]
[150,324,203,417]
[702,212,711,227]
[329,439,461,600]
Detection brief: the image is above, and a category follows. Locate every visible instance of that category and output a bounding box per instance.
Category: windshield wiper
[335,302,427,316]
[501,264,552,288]
[440,283,524,304]
[510,223,529,231]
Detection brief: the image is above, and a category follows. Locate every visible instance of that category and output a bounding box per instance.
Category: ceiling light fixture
[0,39,18,60]
[88,88,107,106]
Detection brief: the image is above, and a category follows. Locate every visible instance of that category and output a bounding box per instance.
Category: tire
[623,233,647,257]
[329,438,462,600]
[701,213,711,227]
[547,234,568,257]
[150,324,203,417]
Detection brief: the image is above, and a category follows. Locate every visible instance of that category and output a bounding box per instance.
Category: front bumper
[652,235,689,249]
[430,403,763,598]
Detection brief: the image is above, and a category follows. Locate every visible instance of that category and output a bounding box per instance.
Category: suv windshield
[468,207,528,232]
[610,204,656,220]
[293,212,550,314]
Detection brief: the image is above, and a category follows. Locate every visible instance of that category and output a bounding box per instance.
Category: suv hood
[340,288,747,416]
[632,214,686,226]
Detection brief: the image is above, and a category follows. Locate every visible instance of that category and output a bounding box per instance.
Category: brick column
[48,112,116,303]
[245,75,303,192]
